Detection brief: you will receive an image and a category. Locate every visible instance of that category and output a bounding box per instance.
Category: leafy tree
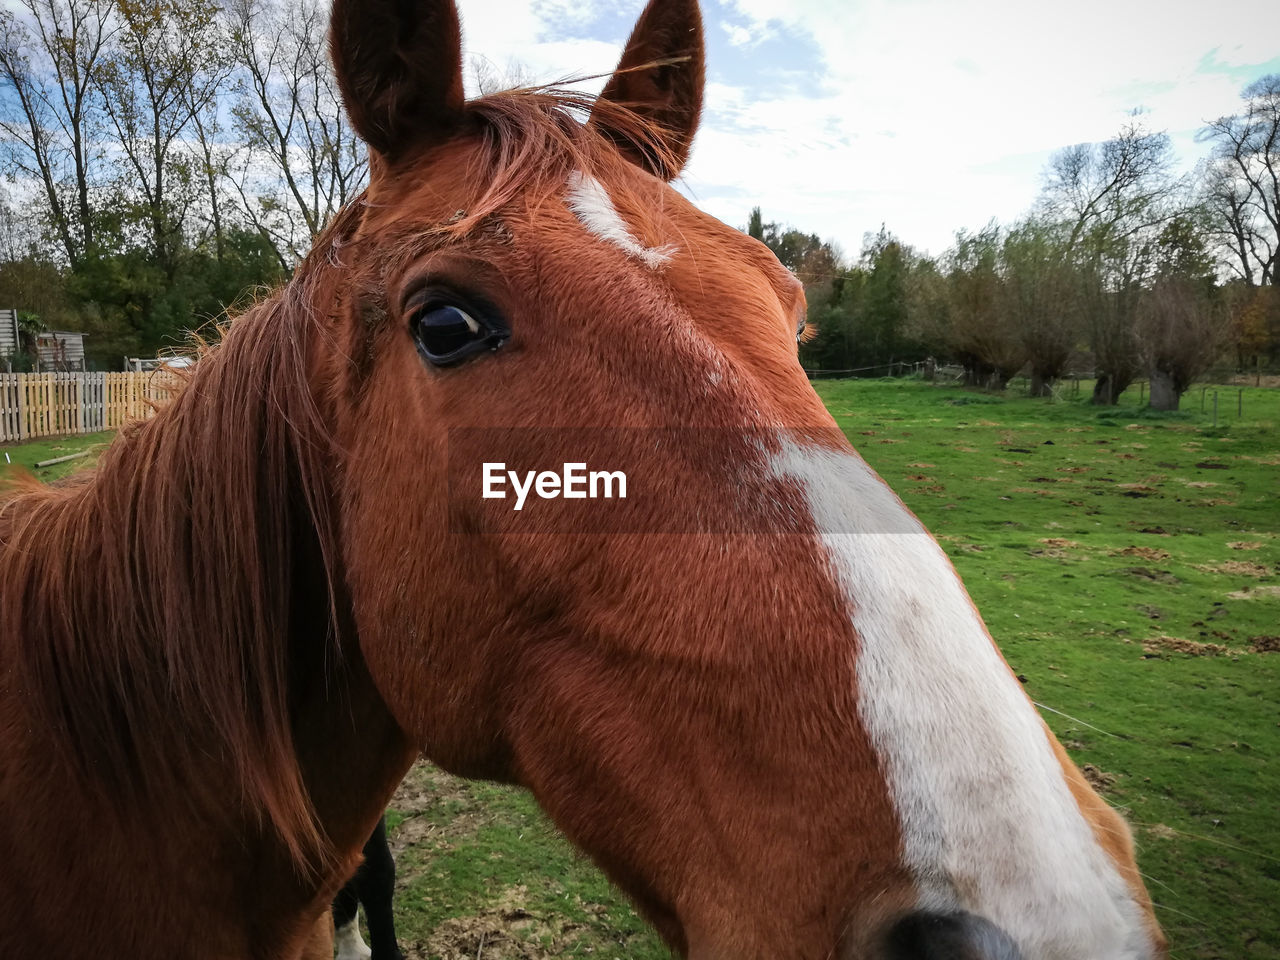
[943,223,1025,389]
[1001,219,1080,396]
[96,0,227,282]
[1135,214,1224,409]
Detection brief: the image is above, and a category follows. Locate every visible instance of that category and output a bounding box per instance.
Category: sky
[456,0,1280,261]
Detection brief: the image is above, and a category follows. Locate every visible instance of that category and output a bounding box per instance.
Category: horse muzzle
[882,910,1023,960]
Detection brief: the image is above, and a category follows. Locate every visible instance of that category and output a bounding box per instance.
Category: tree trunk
[1148,369,1181,411]
[1029,371,1055,397]
[1091,371,1133,405]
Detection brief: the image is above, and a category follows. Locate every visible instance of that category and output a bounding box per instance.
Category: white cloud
[690,0,1280,255]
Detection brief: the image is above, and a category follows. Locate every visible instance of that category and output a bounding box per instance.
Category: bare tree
[185,76,234,261]
[95,0,226,278]
[1040,121,1180,403]
[1200,75,1280,287]
[0,0,114,266]
[228,0,367,267]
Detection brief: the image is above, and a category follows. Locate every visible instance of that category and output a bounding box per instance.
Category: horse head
[309,1,1168,956]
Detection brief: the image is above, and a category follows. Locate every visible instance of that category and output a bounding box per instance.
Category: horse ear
[592,0,705,180]
[329,0,466,158]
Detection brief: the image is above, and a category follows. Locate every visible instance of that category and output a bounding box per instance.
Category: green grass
[817,378,1279,960]
[3,380,1276,958]
[0,431,112,481]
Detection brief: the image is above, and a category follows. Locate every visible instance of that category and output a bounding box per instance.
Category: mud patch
[388,762,504,855]
[1228,541,1264,551]
[1081,764,1118,792]
[1250,636,1280,653]
[1142,636,1229,657]
[1123,567,1180,585]
[408,887,591,960]
[1228,585,1280,600]
[1114,546,1171,562]
[1200,561,1272,578]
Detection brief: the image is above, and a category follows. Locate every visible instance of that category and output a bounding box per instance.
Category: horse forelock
[357,87,678,247]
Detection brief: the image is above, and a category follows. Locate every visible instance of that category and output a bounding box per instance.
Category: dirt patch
[1201,561,1272,578]
[1250,636,1280,653]
[1136,525,1170,536]
[1142,636,1229,657]
[1195,461,1230,470]
[1114,546,1171,562]
[1184,480,1218,489]
[388,762,503,855]
[1228,585,1280,600]
[1228,541,1264,551]
[408,886,592,960]
[1040,538,1080,548]
[1123,567,1180,584]
[906,462,936,468]
[1058,466,1090,474]
[1146,823,1179,840]
[1081,764,1118,792]
[905,474,934,481]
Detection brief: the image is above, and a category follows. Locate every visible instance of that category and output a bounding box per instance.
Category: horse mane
[0,85,670,873]
[0,215,356,871]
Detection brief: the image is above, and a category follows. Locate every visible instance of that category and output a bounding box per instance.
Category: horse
[0,0,1167,956]
[332,816,402,960]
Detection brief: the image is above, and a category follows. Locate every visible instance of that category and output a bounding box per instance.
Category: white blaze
[771,439,1153,960]
[565,171,675,268]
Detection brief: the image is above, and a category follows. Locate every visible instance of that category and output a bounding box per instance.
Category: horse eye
[411,303,508,367]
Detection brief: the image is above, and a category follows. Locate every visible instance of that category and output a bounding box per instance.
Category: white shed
[0,309,17,361]
[35,330,87,371]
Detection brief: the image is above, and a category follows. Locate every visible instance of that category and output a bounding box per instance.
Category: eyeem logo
[482,462,628,511]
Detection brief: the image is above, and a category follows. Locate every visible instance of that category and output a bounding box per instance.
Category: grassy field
[2,380,1276,958]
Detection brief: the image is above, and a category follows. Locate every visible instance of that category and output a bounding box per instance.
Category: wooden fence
[0,372,177,443]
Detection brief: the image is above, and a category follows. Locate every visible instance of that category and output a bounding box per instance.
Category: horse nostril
[883,910,1023,960]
